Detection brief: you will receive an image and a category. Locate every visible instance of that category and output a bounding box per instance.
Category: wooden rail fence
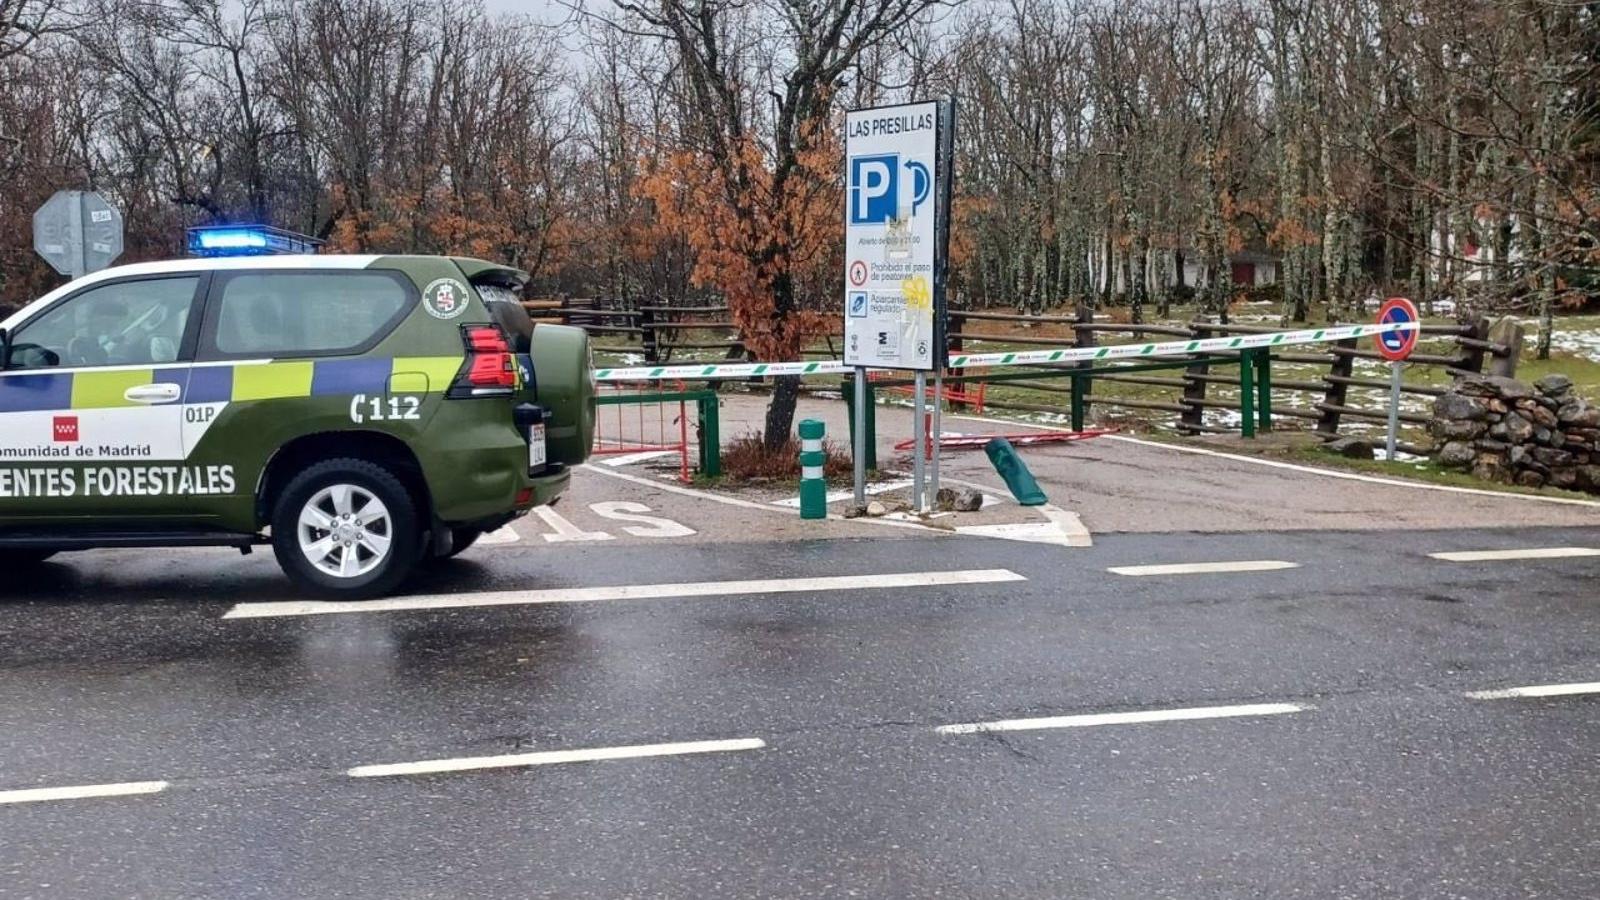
[527,296,1521,452]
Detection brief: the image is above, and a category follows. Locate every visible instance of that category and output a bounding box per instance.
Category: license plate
[529,423,547,470]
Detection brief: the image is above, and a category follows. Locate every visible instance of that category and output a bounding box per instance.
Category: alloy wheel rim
[297,484,392,579]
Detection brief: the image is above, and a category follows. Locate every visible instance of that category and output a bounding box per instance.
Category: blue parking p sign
[849,154,931,225]
[850,154,898,225]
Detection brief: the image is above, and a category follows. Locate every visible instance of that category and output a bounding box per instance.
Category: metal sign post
[929,371,942,510]
[927,98,955,513]
[33,190,124,279]
[853,366,867,506]
[1386,361,1404,461]
[842,97,954,514]
[1374,296,1420,462]
[912,371,926,511]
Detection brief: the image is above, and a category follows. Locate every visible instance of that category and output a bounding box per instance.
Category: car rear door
[181,267,423,532]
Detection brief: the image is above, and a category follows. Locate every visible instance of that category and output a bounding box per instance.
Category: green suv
[0,254,594,598]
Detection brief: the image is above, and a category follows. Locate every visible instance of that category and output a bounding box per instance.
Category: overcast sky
[483,0,580,23]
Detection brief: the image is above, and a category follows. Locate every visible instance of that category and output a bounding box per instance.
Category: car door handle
[124,383,183,405]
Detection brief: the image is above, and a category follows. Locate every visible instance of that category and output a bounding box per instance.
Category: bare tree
[601,0,954,448]
[2,0,1596,358]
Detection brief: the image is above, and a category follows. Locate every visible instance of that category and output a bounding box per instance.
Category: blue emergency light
[186,225,323,257]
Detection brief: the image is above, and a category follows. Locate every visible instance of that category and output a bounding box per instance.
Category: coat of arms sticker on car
[422,278,470,320]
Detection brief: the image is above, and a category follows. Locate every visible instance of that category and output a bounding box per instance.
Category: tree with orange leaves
[638,123,838,370]
[607,0,951,450]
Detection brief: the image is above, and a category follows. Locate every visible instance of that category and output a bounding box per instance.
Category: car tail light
[453,325,516,394]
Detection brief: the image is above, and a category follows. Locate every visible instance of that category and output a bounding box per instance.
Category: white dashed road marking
[1107,560,1299,577]
[348,738,766,779]
[0,780,169,806]
[1429,547,1600,562]
[223,568,1028,619]
[1466,682,1600,700]
[937,702,1307,735]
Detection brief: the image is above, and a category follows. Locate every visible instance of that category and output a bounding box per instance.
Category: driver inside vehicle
[79,298,131,365]
[11,276,195,370]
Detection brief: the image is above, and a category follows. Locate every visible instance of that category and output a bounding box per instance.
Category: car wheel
[0,550,56,566]
[271,458,421,599]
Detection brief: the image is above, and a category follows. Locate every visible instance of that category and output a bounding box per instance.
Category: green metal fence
[594,389,722,478]
[845,348,1277,470]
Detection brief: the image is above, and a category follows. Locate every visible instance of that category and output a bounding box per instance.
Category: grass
[1506,352,1600,394]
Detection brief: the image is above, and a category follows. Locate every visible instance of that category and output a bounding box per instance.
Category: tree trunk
[1445,93,1463,315]
[763,375,803,453]
[1319,124,1346,320]
[1411,123,1431,314]
[1129,231,1148,324]
[1532,47,1557,360]
[1155,246,1173,319]
[1099,227,1114,308]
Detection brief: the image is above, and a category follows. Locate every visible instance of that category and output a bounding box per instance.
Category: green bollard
[798,419,828,519]
[984,437,1048,506]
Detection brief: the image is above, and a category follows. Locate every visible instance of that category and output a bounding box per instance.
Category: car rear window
[211,271,412,357]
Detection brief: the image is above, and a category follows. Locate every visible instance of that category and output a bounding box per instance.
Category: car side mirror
[0,327,11,370]
[4,341,57,370]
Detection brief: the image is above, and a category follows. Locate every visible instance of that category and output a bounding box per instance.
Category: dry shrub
[721,432,854,482]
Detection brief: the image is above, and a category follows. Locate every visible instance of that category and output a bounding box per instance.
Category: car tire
[271,458,422,599]
[0,550,57,567]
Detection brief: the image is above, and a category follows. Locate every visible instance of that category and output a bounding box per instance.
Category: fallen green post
[984,437,1047,506]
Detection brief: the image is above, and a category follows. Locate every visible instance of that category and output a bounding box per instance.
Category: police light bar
[186,225,324,257]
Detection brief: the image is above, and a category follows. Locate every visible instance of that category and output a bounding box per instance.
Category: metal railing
[593,386,722,480]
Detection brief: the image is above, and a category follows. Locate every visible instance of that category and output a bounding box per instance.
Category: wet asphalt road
[3,526,1600,899]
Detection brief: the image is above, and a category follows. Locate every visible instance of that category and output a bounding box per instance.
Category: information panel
[843,100,951,371]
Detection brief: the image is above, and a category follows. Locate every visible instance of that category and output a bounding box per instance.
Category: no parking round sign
[1375,296,1419,461]
[1376,297,1419,361]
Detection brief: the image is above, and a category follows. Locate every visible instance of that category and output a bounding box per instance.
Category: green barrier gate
[594,389,721,478]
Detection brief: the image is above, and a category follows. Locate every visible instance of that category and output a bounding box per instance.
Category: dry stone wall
[1429,374,1600,491]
